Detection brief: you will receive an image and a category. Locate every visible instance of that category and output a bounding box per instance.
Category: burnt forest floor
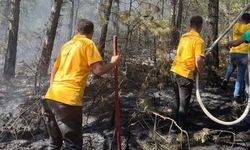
[0,61,250,150]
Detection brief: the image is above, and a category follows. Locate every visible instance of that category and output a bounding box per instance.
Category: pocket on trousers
[177,76,192,86]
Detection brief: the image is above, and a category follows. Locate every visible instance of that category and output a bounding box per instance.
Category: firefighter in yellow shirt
[42,19,119,150]
[221,13,250,102]
[171,16,205,129]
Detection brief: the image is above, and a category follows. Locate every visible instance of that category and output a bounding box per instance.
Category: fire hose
[196,3,250,125]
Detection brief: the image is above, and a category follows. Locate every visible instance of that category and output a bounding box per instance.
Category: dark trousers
[172,73,193,128]
[42,99,82,150]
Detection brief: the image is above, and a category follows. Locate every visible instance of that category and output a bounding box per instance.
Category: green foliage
[156,47,169,73]
[177,133,186,143]
[139,97,151,112]
[120,14,171,37]
[118,1,171,38]
[193,128,210,143]
[140,17,171,37]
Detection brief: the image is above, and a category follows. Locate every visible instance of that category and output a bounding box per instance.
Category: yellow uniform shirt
[230,22,250,54]
[171,31,205,80]
[45,35,103,106]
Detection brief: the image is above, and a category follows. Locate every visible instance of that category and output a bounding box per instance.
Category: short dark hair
[241,13,250,23]
[76,19,94,34]
[190,15,203,28]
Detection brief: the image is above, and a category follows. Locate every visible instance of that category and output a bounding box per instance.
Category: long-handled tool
[113,35,122,150]
[206,3,250,55]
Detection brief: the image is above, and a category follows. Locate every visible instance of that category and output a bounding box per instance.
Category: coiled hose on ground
[195,68,250,125]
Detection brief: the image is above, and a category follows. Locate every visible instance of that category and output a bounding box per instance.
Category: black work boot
[221,80,228,90]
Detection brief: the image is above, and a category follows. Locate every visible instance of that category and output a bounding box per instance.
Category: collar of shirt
[72,34,87,40]
[186,30,201,38]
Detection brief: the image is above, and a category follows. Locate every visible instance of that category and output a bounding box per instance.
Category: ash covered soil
[0,61,250,150]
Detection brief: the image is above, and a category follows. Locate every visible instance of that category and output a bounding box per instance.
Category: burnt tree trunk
[98,0,113,57]
[3,0,21,79]
[170,0,183,50]
[208,0,219,67]
[171,0,177,26]
[176,0,183,30]
[37,0,63,76]
[170,0,177,50]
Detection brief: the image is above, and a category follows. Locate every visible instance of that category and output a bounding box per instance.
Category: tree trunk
[208,0,219,67]
[171,0,177,26]
[68,0,74,40]
[122,0,132,67]
[113,0,119,36]
[98,0,113,57]
[73,0,79,34]
[3,0,11,42]
[226,0,231,42]
[176,0,183,30]
[170,0,183,50]
[3,0,21,79]
[161,0,164,19]
[37,0,63,76]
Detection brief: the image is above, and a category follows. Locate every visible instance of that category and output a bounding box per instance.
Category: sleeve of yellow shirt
[86,42,103,66]
[194,39,205,57]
